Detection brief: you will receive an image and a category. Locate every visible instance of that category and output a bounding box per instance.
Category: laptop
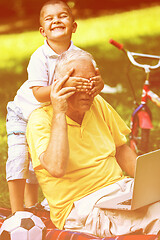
[95,149,160,211]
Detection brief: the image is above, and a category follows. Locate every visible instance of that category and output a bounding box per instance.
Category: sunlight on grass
[0,32,43,73]
[72,6,160,50]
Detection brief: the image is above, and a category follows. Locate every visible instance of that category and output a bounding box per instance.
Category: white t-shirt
[13,40,80,120]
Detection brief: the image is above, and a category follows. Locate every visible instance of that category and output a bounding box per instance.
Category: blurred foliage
[0,0,160,19]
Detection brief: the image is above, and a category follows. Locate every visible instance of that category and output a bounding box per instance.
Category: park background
[0,0,160,208]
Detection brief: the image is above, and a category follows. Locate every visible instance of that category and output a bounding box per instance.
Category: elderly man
[27,49,160,237]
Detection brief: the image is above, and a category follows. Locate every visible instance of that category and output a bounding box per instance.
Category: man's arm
[116,144,137,178]
[39,70,76,177]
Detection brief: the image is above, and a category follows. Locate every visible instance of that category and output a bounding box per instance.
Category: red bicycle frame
[109,39,160,153]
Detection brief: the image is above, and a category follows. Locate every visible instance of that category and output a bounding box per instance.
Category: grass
[0,4,160,208]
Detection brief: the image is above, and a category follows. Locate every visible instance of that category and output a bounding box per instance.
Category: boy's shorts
[6,101,38,184]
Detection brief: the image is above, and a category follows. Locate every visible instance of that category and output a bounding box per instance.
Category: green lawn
[0,5,160,208]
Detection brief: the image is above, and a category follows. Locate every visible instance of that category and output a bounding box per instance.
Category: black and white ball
[0,211,46,240]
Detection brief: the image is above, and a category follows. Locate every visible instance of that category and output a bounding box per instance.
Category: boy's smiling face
[39,2,77,43]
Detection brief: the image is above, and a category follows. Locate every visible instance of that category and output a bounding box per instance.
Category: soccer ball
[0,211,46,240]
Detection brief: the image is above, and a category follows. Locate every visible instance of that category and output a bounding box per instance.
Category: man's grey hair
[54,49,97,79]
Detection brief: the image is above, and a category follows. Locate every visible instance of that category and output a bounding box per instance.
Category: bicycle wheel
[130,115,150,154]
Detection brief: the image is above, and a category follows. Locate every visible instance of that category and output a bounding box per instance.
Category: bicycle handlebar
[109,39,160,72]
[109,39,124,50]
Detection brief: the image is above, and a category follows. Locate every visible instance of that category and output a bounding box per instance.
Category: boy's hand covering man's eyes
[88,68,104,97]
[62,67,104,97]
[66,76,93,92]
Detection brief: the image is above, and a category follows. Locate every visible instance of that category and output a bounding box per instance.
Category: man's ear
[39,27,46,38]
[72,21,77,33]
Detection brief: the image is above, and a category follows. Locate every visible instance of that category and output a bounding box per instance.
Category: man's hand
[50,69,76,114]
[89,68,104,97]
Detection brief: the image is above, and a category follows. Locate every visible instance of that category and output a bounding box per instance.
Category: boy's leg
[6,130,28,213]
[8,179,26,213]
[24,183,39,208]
[25,161,39,208]
[8,181,39,213]
[6,102,29,213]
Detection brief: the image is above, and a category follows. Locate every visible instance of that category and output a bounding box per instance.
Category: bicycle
[109,39,160,154]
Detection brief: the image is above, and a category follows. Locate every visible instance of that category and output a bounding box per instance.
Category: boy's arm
[32,85,51,102]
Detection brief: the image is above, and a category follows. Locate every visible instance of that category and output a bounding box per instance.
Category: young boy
[6,0,104,214]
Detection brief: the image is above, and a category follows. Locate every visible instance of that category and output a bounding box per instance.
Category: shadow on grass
[0,16,39,35]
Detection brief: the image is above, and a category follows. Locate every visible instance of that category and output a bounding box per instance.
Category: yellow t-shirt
[27,95,131,229]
